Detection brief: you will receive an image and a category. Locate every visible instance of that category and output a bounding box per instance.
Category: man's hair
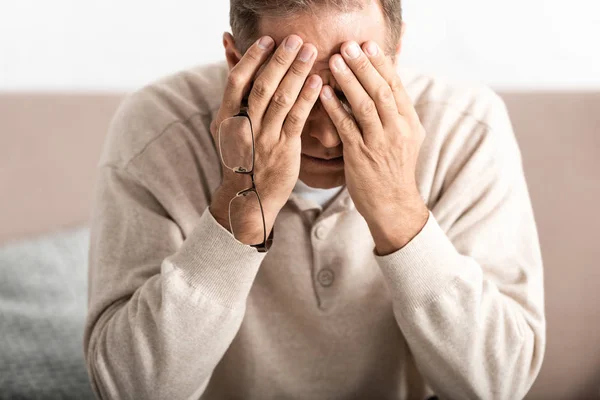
[230,0,402,55]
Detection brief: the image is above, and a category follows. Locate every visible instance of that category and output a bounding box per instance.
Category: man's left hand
[319,40,429,256]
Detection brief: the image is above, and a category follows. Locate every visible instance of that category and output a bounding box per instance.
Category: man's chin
[298,169,345,189]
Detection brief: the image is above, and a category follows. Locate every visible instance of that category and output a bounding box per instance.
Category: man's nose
[306,103,342,148]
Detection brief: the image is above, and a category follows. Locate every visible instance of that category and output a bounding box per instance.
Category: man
[84,0,545,399]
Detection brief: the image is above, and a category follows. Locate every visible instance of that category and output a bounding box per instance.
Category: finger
[248,35,304,122]
[263,44,317,133]
[361,41,418,121]
[217,36,275,124]
[329,54,382,136]
[340,41,398,125]
[281,74,323,139]
[319,85,363,148]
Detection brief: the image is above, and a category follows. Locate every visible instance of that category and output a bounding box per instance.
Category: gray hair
[230,0,402,55]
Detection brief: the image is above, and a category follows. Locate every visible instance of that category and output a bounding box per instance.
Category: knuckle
[272,52,289,67]
[271,90,293,110]
[285,111,304,130]
[389,77,404,93]
[375,85,394,104]
[355,58,371,74]
[244,47,261,62]
[372,54,386,68]
[288,62,306,78]
[331,101,346,115]
[341,73,355,85]
[299,87,315,103]
[358,98,376,115]
[227,71,243,89]
[339,114,356,133]
[251,79,269,100]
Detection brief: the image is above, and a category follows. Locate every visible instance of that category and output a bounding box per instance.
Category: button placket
[315,225,327,240]
[317,268,335,287]
[311,220,339,310]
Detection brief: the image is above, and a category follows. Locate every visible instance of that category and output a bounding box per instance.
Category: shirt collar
[287,184,354,216]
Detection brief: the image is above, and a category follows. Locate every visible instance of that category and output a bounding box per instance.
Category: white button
[315,226,327,239]
[317,268,335,287]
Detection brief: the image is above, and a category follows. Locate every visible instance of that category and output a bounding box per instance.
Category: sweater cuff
[165,207,267,308]
[374,211,465,311]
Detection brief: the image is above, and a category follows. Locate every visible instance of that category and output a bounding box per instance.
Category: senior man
[84,0,545,399]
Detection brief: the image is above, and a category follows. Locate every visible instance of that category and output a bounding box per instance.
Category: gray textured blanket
[0,227,94,399]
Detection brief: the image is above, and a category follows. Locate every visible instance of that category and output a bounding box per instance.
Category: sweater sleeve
[374,95,545,399]
[83,165,266,400]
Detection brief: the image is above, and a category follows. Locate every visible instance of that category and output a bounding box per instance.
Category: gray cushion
[0,226,94,399]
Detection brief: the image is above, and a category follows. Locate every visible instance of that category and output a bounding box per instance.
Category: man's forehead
[257,1,387,61]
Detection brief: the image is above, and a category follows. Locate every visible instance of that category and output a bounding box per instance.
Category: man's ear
[223,32,243,71]
[393,21,406,68]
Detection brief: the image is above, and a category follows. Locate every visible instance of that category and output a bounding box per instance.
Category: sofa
[0,88,598,399]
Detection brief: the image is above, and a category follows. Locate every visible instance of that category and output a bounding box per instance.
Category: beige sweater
[84,61,545,400]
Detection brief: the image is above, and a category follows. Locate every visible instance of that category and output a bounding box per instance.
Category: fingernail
[365,42,378,56]
[258,36,274,50]
[298,45,314,63]
[344,42,361,59]
[333,56,347,72]
[285,36,302,52]
[322,86,334,100]
[308,75,320,89]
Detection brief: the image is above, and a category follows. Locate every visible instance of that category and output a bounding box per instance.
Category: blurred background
[1,1,599,399]
[1,0,599,91]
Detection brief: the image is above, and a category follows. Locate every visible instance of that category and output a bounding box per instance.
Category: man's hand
[319,40,429,256]
[209,35,323,245]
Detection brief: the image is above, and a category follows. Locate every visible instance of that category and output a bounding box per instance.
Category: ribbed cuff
[166,207,267,308]
[374,211,466,311]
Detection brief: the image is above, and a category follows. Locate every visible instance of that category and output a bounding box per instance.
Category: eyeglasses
[217,99,274,253]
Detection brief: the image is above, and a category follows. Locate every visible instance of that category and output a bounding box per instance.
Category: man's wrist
[210,185,237,232]
[209,184,280,245]
[209,203,230,232]
[368,201,430,256]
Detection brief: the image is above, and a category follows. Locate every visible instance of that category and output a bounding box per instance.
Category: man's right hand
[209,34,322,243]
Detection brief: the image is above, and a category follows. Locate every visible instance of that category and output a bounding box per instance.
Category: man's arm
[84,165,267,399]
[374,115,545,398]
[320,40,545,398]
[85,33,325,399]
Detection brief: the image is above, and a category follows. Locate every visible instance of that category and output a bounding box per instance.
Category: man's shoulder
[98,62,229,168]
[401,66,509,135]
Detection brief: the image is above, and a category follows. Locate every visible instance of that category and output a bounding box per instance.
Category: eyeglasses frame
[217,99,274,253]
